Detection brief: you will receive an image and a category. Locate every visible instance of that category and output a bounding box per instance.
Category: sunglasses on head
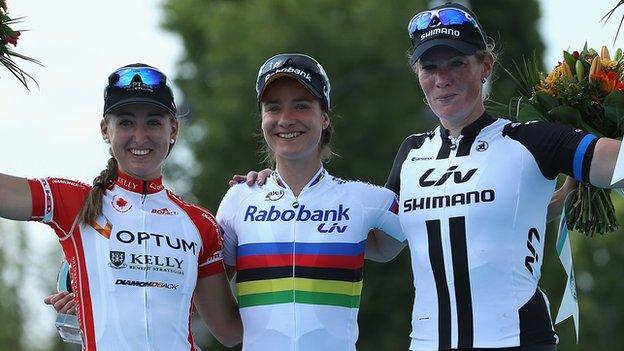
[257,54,328,81]
[108,67,169,89]
[408,8,484,39]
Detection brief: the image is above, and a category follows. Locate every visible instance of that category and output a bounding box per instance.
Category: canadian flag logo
[112,195,132,213]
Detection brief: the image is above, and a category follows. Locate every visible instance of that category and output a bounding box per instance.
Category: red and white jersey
[28,172,224,351]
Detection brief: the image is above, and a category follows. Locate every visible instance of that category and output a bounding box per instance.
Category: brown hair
[260,108,334,168]
[78,155,118,225]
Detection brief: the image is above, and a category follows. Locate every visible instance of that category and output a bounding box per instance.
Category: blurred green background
[1,0,623,350]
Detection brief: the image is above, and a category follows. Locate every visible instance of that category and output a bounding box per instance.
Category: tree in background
[0,221,26,349]
[162,1,544,350]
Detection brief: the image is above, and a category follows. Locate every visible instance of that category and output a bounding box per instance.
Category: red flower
[572,51,580,60]
[4,31,20,46]
[592,70,624,92]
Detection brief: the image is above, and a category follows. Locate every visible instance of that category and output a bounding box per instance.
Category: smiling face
[101,104,178,180]
[417,46,492,129]
[260,77,329,165]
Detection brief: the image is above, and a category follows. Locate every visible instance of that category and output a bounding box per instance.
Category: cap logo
[421,28,460,40]
[265,66,312,82]
[127,81,154,93]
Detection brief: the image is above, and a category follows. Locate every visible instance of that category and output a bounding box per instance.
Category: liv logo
[419,166,477,187]
[317,223,347,233]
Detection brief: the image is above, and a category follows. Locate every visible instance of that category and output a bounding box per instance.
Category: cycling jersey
[217,167,402,351]
[28,172,224,351]
[386,113,597,351]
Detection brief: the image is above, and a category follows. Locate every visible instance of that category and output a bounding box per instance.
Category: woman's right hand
[43,291,76,315]
[228,169,273,187]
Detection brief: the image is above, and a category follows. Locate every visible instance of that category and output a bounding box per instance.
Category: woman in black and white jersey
[383,2,623,351]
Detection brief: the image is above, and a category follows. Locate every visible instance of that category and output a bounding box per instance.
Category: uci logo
[475,140,488,152]
[265,190,285,201]
[419,166,477,187]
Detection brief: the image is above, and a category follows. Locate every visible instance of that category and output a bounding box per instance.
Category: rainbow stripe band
[238,290,361,309]
[238,277,363,296]
[237,240,366,257]
[237,265,363,283]
[236,240,366,309]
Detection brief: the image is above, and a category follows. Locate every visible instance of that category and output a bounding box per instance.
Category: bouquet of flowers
[0,0,41,89]
[497,45,624,237]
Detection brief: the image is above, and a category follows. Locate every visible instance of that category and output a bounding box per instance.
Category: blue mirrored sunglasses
[109,67,168,88]
[408,8,479,35]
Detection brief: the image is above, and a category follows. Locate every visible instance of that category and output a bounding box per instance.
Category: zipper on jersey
[140,183,152,350]
[291,192,298,351]
[141,181,148,205]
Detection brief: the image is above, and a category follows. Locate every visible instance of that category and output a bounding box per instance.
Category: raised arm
[193,272,242,347]
[0,173,32,221]
[589,138,624,188]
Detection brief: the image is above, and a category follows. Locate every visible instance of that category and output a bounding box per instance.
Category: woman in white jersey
[0,63,242,350]
[216,53,405,351]
[383,2,623,351]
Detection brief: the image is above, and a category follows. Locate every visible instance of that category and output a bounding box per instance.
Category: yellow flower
[536,62,567,96]
[601,58,618,70]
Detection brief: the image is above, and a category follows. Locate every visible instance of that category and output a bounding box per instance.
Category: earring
[422,98,429,106]
[103,138,110,144]
[481,77,487,84]
[170,139,175,144]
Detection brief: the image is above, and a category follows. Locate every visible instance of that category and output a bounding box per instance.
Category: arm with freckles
[193,272,242,348]
[0,173,32,221]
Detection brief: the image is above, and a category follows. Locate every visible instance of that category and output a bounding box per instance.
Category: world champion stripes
[235,240,365,309]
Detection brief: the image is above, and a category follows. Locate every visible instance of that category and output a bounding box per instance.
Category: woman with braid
[0,63,241,350]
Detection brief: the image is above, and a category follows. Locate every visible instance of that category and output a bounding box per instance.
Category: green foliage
[0,221,26,349]
[471,0,545,110]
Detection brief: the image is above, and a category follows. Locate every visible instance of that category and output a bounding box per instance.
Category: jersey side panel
[27,178,99,348]
[166,190,225,278]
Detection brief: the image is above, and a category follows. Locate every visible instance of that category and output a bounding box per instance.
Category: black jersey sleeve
[502,121,598,181]
[385,133,429,194]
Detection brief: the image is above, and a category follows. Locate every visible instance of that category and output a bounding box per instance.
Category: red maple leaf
[116,197,128,208]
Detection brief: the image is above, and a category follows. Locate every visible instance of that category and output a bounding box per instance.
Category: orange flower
[591,70,624,92]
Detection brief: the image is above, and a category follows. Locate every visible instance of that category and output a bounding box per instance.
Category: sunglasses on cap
[107,66,170,90]
[103,65,177,116]
[256,53,331,109]
[257,54,327,79]
[408,8,485,45]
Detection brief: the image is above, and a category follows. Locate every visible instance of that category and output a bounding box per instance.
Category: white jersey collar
[270,165,328,193]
